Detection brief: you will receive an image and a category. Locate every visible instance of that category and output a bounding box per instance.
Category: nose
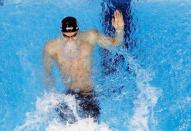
[68,37,74,41]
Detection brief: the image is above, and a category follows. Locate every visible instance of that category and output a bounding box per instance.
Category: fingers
[114,10,118,18]
[116,10,120,18]
[114,9,122,19]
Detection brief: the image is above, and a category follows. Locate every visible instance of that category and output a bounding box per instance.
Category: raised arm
[96,10,124,49]
[43,43,55,91]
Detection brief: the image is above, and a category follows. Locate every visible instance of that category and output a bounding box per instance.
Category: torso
[47,32,95,92]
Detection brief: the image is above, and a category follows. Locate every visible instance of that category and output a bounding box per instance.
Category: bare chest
[54,42,92,72]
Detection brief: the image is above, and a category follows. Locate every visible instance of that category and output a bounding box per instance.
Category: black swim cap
[61,16,79,32]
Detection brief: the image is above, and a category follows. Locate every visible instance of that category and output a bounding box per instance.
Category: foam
[14,92,110,131]
[46,118,110,131]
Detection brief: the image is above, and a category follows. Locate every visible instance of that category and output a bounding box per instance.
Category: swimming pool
[0,0,191,131]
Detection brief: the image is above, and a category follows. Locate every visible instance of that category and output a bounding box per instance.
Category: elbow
[111,39,118,45]
[111,38,123,45]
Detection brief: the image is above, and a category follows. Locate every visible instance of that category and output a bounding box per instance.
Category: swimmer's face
[63,31,78,41]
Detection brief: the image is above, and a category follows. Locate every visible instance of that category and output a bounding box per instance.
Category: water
[0,0,191,131]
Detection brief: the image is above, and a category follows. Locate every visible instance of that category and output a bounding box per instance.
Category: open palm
[112,10,124,30]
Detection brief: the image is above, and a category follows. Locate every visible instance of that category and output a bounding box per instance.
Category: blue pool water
[0,0,191,131]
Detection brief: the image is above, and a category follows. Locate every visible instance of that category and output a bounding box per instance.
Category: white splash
[115,47,161,131]
[126,54,161,131]
[14,91,110,131]
[46,118,110,131]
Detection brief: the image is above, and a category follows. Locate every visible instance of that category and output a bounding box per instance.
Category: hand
[112,10,124,30]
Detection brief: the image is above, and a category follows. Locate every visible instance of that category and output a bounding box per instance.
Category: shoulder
[80,29,99,43]
[44,38,58,55]
[84,29,98,36]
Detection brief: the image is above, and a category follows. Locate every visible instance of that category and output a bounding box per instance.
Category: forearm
[113,28,124,45]
[43,50,55,91]
[96,28,124,49]
[104,29,124,47]
[44,65,55,91]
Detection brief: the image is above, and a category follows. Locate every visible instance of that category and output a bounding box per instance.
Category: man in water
[43,10,124,120]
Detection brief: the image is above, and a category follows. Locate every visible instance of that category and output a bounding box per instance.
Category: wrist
[116,28,124,32]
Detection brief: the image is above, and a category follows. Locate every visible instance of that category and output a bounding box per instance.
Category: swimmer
[43,10,124,120]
